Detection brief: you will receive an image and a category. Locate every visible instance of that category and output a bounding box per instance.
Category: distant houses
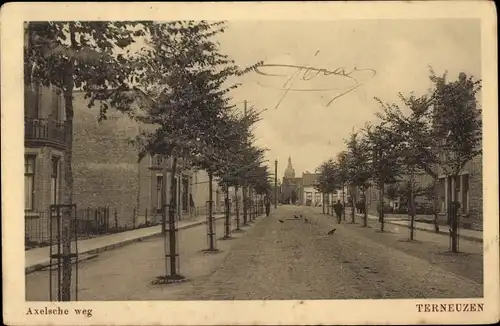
[353,154,482,230]
[280,157,344,207]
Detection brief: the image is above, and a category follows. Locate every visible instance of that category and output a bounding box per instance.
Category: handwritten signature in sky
[254,57,377,110]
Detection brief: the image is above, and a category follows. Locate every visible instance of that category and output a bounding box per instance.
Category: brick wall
[191,169,220,212]
[464,154,482,228]
[72,91,141,228]
[137,156,152,218]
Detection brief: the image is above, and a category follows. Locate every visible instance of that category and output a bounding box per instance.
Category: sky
[213,19,481,179]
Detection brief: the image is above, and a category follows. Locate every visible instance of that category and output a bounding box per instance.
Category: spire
[284,156,295,179]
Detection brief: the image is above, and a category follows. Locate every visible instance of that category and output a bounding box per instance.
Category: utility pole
[274,159,278,209]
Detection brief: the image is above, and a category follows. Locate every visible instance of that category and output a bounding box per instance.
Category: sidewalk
[25,214,224,274]
[354,211,483,242]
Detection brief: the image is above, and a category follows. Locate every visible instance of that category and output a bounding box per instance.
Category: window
[50,157,60,205]
[156,175,163,212]
[306,192,312,200]
[24,155,35,210]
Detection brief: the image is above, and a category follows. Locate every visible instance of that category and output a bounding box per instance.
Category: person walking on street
[264,194,271,217]
[334,200,343,224]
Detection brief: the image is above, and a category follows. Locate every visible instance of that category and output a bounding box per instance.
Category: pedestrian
[189,193,196,216]
[334,200,343,223]
[264,194,271,217]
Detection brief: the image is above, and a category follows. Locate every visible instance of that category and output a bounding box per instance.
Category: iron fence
[25,207,109,249]
[25,201,241,251]
[25,206,161,250]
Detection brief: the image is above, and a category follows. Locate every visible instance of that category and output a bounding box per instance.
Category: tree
[429,70,482,252]
[315,159,342,217]
[25,21,150,300]
[345,131,372,226]
[375,68,481,247]
[336,151,349,220]
[213,110,261,231]
[230,107,268,224]
[132,21,262,277]
[375,92,437,240]
[364,122,401,232]
[214,113,254,236]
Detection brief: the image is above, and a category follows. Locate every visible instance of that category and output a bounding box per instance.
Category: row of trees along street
[315,69,482,253]
[25,21,271,299]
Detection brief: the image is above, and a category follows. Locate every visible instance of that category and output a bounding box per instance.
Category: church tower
[284,156,295,179]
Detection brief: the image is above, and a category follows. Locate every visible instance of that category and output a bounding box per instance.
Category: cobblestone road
[26,206,482,300]
[175,206,482,300]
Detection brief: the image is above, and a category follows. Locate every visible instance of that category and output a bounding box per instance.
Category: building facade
[299,173,320,206]
[72,91,220,227]
[24,83,67,244]
[435,153,482,230]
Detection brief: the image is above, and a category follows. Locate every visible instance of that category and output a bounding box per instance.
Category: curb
[351,213,482,243]
[384,220,483,243]
[25,216,225,275]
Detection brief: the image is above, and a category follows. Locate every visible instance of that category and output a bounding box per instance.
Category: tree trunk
[168,157,179,275]
[61,88,74,301]
[61,25,77,300]
[450,174,459,253]
[224,182,230,238]
[379,183,385,232]
[351,188,356,223]
[242,184,248,224]
[235,184,240,230]
[362,188,368,227]
[342,182,346,221]
[161,159,168,276]
[208,171,215,250]
[432,178,440,233]
[322,194,326,214]
[409,167,416,241]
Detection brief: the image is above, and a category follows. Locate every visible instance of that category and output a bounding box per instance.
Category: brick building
[24,82,67,244]
[72,91,219,227]
[24,84,226,245]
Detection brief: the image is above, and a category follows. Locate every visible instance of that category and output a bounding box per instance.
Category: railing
[25,206,113,250]
[24,118,66,148]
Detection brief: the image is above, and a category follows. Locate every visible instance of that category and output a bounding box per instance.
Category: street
[26,206,482,301]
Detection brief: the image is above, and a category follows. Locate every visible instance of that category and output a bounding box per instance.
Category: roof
[301,173,320,187]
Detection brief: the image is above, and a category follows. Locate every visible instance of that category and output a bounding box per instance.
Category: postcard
[1,1,498,325]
